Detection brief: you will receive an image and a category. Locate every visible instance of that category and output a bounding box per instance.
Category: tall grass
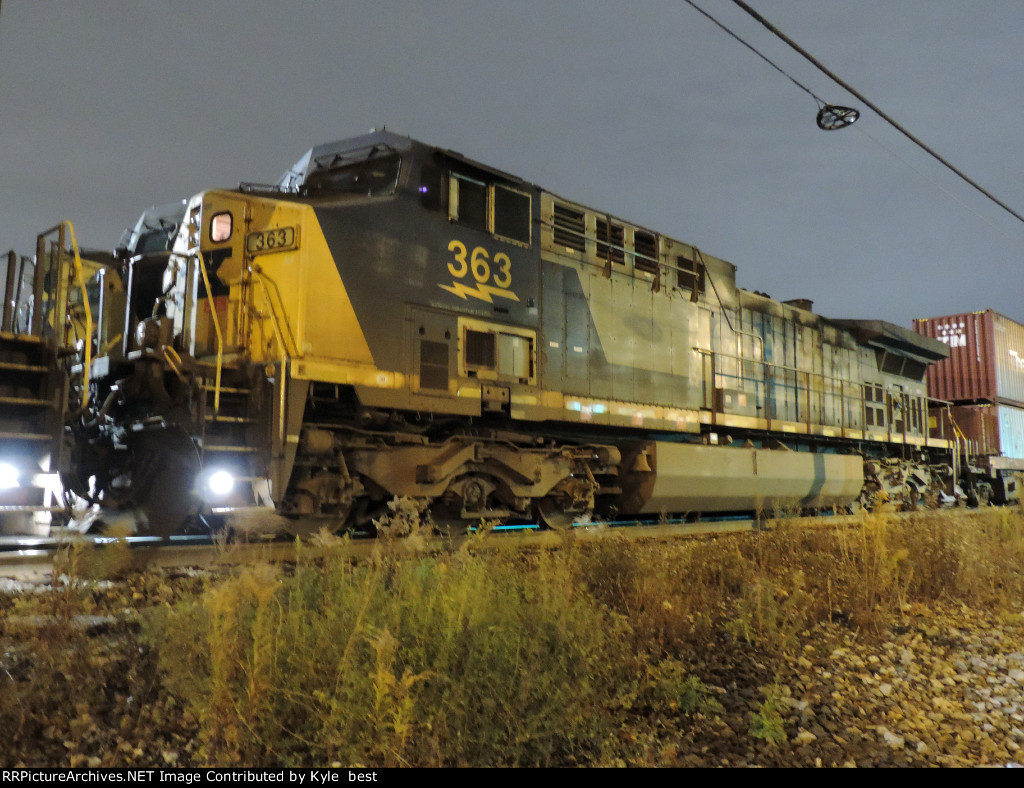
[569,507,1024,656]
[148,540,648,766]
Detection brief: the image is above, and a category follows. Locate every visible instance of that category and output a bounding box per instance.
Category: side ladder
[196,370,267,512]
[0,241,76,535]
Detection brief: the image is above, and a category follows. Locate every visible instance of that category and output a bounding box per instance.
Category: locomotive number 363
[447,240,513,289]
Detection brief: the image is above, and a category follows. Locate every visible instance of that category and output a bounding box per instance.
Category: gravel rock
[678,601,1024,767]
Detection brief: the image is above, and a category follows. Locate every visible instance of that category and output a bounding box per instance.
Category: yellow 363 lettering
[441,240,519,303]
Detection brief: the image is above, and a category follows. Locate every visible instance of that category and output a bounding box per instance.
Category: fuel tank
[619,441,864,515]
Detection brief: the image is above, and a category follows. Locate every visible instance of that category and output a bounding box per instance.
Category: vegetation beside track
[2,506,1024,767]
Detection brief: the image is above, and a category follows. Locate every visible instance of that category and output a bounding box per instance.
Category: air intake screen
[596,219,624,265]
[634,230,658,273]
[553,204,585,253]
[465,330,496,369]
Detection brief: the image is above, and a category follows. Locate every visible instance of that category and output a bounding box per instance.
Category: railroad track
[0,508,987,582]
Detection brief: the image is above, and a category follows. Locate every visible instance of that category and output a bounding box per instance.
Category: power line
[684,0,859,130]
[852,122,1016,244]
[681,0,824,105]
[729,0,1024,227]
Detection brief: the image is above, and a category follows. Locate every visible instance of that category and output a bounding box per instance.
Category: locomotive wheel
[536,498,579,530]
[102,427,202,536]
[427,511,474,536]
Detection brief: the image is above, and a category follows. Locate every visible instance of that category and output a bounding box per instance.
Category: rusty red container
[913,310,1024,407]
[929,403,1024,459]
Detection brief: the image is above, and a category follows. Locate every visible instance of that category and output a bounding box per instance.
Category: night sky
[2,1,1022,327]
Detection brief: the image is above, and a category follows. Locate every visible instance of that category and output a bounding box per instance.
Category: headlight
[0,462,20,490]
[204,469,235,499]
[135,318,160,349]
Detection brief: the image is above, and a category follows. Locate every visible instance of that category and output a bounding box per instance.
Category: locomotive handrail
[250,269,299,359]
[539,214,919,439]
[700,346,934,448]
[161,345,188,385]
[195,251,225,414]
[0,251,35,335]
[703,347,862,390]
[36,222,93,410]
[250,269,297,445]
[66,222,92,411]
[699,346,874,435]
[2,250,17,332]
[944,403,969,490]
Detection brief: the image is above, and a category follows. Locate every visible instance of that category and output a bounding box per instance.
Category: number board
[438,239,520,303]
[246,226,299,256]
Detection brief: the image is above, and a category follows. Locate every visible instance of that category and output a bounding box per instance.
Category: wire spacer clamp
[816,104,860,130]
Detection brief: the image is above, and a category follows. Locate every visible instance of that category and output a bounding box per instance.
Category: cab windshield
[119,202,187,257]
[301,148,401,198]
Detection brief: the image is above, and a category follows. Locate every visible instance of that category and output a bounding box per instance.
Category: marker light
[205,470,235,498]
[0,462,19,490]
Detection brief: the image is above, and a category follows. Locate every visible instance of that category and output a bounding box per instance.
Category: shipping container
[914,310,1024,406]
[929,402,1024,459]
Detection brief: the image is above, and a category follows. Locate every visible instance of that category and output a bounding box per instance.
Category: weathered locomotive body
[2,132,961,534]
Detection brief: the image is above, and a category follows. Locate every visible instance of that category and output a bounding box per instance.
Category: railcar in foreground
[0,132,986,536]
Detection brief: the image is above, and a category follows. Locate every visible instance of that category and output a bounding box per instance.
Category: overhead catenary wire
[728,0,1024,228]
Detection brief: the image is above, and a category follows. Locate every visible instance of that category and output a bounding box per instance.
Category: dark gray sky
[2,1,1022,327]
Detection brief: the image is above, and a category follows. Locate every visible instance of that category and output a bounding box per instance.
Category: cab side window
[449,171,532,247]
[450,174,488,233]
[493,185,530,245]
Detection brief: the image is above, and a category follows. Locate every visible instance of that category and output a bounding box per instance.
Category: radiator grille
[596,219,624,265]
[552,204,585,253]
[634,230,658,273]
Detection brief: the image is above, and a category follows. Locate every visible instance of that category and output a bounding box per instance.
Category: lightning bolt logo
[439,281,521,303]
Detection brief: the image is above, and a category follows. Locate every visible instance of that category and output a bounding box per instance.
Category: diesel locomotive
[1,131,976,536]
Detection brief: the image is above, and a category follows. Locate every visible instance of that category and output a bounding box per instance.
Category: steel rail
[0,508,991,580]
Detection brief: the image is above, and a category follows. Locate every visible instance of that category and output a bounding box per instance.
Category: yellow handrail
[62,221,92,411]
[251,269,298,358]
[948,410,969,444]
[253,278,286,356]
[250,270,295,444]
[945,403,964,490]
[195,251,225,413]
[161,345,188,385]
